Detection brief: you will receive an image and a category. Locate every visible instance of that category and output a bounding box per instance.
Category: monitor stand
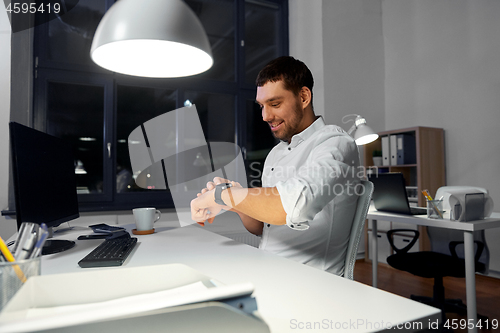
[41,227,76,255]
[42,239,75,255]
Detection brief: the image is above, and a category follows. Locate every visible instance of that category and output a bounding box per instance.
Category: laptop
[368,173,427,215]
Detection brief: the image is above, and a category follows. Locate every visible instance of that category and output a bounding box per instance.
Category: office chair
[344,180,373,280]
[386,227,489,320]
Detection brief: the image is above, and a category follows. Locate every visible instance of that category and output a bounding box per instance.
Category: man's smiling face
[256,80,306,143]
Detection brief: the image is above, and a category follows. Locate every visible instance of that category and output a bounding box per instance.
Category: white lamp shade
[91,0,213,78]
[353,124,379,145]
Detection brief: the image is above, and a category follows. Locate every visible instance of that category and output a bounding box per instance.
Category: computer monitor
[9,122,80,255]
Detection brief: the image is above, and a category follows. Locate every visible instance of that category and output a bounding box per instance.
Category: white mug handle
[154,209,161,223]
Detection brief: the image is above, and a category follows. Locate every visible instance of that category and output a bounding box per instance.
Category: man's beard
[272,101,304,143]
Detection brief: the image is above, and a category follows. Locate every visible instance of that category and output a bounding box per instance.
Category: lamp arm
[342,114,359,123]
[347,124,357,136]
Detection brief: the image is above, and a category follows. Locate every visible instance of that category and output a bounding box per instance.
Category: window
[29,0,288,211]
[46,82,106,195]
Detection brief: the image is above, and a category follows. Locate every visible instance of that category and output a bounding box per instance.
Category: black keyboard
[78,237,138,268]
[410,207,428,215]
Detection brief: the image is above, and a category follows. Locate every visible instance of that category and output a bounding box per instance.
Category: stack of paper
[0,264,256,333]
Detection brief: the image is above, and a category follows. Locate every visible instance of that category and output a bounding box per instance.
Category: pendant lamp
[91,0,213,78]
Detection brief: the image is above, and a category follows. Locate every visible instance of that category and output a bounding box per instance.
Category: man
[191,56,361,276]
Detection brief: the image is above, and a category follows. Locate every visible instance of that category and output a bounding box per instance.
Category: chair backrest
[427,227,490,274]
[344,180,374,280]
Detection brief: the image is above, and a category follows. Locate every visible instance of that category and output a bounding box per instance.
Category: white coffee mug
[133,208,161,231]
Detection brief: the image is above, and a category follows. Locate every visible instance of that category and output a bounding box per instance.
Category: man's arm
[234,211,264,236]
[221,187,286,225]
[190,182,287,230]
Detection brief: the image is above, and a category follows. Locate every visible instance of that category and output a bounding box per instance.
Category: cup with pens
[0,222,49,311]
[422,189,444,219]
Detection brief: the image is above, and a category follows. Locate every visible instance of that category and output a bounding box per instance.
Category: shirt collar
[288,116,325,148]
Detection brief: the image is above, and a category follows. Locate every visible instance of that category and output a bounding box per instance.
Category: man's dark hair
[256,56,314,103]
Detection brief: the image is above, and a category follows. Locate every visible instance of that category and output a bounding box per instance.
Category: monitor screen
[9,122,79,254]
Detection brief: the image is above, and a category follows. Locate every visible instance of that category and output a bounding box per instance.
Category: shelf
[367,164,417,168]
[390,164,417,168]
[363,126,446,259]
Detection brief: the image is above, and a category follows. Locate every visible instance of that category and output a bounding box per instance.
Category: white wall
[0,3,16,239]
[288,0,325,118]
[322,0,385,132]
[289,0,385,132]
[383,0,500,201]
[382,0,500,274]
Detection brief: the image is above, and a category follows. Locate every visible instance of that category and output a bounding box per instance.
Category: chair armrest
[449,240,484,262]
[386,229,420,254]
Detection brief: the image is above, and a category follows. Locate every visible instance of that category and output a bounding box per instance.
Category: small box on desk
[0,264,268,333]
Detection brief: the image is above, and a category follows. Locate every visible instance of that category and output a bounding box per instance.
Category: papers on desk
[0,264,257,333]
[25,281,209,319]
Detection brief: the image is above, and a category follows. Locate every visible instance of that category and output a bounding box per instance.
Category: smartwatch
[214,183,233,205]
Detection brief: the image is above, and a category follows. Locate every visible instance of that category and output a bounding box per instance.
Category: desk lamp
[90,0,213,78]
[342,114,379,145]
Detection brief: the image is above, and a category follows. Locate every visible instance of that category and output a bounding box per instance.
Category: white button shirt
[259,117,361,276]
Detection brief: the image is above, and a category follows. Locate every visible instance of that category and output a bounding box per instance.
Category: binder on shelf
[381,136,390,166]
[389,135,397,165]
[396,134,416,165]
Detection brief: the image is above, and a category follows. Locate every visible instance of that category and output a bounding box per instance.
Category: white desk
[25,217,440,332]
[367,206,500,333]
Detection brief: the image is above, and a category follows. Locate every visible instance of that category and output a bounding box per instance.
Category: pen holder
[0,256,41,312]
[427,199,444,219]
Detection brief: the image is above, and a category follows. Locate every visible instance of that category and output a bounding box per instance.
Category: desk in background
[367,206,500,333]
[10,214,442,332]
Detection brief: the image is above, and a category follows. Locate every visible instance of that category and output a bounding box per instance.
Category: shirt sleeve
[276,133,360,230]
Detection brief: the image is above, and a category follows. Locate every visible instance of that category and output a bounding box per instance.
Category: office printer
[435,186,494,221]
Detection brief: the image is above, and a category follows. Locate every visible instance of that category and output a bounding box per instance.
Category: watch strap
[214,183,233,205]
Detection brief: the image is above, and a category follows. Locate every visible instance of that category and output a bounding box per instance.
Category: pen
[13,223,38,259]
[0,236,16,262]
[29,224,49,259]
[16,231,37,261]
[0,236,27,283]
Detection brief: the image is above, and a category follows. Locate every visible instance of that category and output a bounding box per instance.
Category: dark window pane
[46,82,105,194]
[47,0,105,67]
[185,0,235,81]
[245,98,277,187]
[245,1,280,84]
[116,85,177,193]
[184,91,235,143]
